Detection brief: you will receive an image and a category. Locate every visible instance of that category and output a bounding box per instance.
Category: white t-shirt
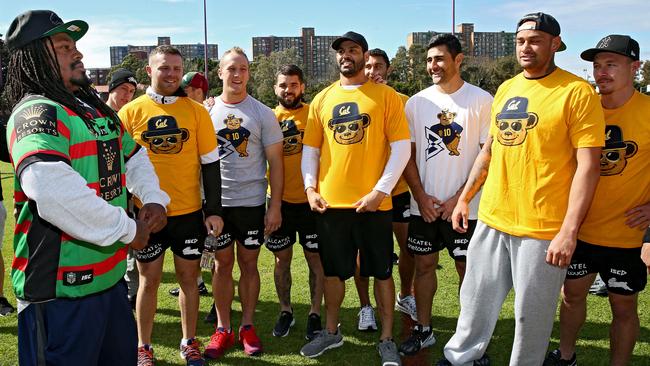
[405,82,493,219]
[210,95,283,207]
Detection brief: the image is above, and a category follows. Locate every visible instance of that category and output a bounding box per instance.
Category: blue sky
[2,0,649,80]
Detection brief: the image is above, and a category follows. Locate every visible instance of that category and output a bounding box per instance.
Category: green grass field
[0,162,648,365]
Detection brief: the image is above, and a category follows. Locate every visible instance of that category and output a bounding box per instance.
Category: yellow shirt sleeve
[567,84,606,148]
[118,107,133,136]
[303,94,324,148]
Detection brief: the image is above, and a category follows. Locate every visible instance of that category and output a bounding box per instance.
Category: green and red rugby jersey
[7,95,139,301]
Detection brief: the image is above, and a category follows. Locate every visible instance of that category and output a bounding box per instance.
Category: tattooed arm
[451,135,493,233]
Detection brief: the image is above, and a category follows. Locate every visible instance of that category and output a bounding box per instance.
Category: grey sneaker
[378,339,402,366]
[300,329,344,358]
[358,305,378,331]
[395,293,417,321]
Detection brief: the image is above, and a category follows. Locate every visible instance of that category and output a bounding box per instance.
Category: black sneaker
[306,313,322,341]
[436,354,490,366]
[0,297,14,316]
[169,283,209,297]
[398,324,435,355]
[198,281,209,296]
[543,349,577,366]
[272,310,295,337]
[204,302,217,324]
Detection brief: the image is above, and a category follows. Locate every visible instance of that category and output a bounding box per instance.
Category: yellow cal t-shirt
[392,92,410,196]
[478,68,605,240]
[579,91,650,248]
[119,95,217,216]
[274,103,309,204]
[303,81,410,211]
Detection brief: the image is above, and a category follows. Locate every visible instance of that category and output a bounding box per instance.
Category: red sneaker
[137,345,154,366]
[239,324,263,356]
[204,327,235,359]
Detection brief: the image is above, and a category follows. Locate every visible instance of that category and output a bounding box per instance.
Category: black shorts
[406,215,476,260]
[567,240,647,295]
[215,205,265,251]
[266,202,319,253]
[317,209,393,281]
[392,191,411,223]
[136,210,206,262]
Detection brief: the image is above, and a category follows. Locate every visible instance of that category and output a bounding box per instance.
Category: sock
[181,338,194,346]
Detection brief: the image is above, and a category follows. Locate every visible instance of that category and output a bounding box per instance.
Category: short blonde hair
[219,47,249,68]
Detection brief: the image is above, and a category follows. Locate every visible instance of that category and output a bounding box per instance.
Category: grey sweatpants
[443,221,566,366]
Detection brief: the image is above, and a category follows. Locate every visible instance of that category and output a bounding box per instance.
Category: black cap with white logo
[4,10,88,51]
[516,12,566,52]
[580,35,640,62]
[109,68,138,93]
[331,31,368,53]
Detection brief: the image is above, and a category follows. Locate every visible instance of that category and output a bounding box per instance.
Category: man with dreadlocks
[3,10,170,365]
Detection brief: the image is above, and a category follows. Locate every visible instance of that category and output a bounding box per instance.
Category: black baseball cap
[516,12,566,52]
[5,10,88,51]
[580,35,640,62]
[109,68,137,93]
[332,31,368,53]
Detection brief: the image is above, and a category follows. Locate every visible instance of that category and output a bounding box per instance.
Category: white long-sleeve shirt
[20,148,170,246]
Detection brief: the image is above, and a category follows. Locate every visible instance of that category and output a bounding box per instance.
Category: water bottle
[200,235,218,270]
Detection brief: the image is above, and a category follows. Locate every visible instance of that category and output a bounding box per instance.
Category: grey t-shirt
[210,95,283,207]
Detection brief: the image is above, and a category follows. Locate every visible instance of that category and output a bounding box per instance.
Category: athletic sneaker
[300,328,344,358]
[589,275,608,297]
[543,349,577,366]
[436,354,490,366]
[203,303,217,324]
[204,327,234,359]
[398,324,436,355]
[169,282,210,297]
[305,313,323,341]
[378,339,402,366]
[0,297,15,316]
[395,293,417,321]
[358,305,378,331]
[239,325,263,356]
[272,310,295,337]
[137,344,154,366]
[180,338,205,366]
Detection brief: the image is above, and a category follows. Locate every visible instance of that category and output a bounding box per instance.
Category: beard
[278,93,303,109]
[70,61,91,88]
[339,58,364,77]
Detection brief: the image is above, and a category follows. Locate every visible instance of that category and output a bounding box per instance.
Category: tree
[488,56,521,94]
[183,57,222,97]
[387,45,431,97]
[108,54,148,86]
[640,60,650,93]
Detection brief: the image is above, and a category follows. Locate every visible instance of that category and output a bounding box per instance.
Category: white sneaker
[395,293,417,321]
[357,305,377,331]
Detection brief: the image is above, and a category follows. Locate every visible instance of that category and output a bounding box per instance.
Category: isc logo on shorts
[185,238,198,244]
